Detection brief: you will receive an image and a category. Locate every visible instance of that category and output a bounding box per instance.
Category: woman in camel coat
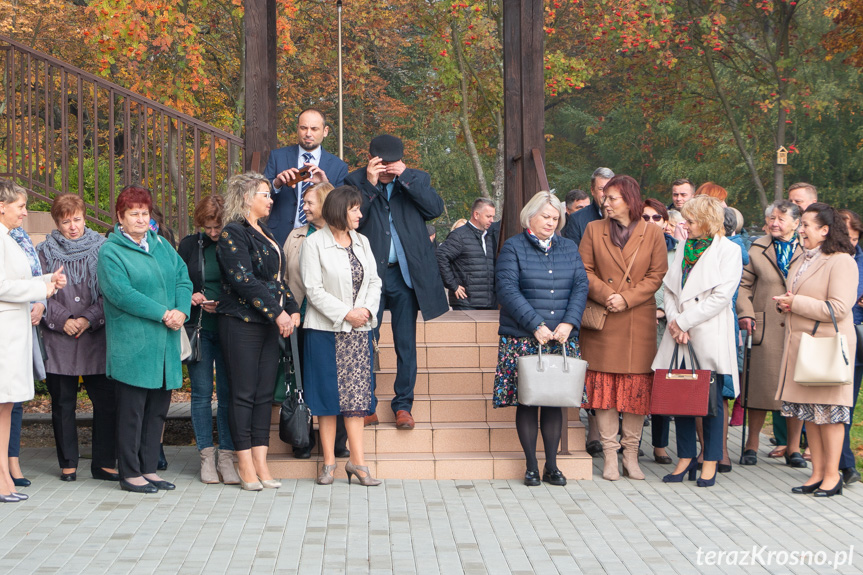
[579,175,668,481]
[774,203,858,497]
[736,200,804,466]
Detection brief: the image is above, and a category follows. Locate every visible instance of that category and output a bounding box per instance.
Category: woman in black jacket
[493,191,589,487]
[178,195,240,485]
[218,173,300,491]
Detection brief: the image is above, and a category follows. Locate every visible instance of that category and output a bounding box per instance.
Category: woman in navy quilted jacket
[493,191,589,487]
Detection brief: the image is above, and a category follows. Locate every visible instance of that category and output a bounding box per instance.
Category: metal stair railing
[0,34,245,237]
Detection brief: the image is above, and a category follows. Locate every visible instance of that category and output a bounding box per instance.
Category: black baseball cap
[369,134,404,162]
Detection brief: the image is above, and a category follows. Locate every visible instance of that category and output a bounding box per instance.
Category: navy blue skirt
[303,328,376,417]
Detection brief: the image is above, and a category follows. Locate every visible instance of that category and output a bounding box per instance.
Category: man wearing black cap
[347,135,449,430]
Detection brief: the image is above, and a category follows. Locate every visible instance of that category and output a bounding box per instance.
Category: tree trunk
[451,20,491,200]
[701,48,769,210]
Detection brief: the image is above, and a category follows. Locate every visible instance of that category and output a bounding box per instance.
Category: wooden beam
[244,0,278,173]
[502,0,546,243]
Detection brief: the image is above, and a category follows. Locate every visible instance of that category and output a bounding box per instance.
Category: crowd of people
[0,107,860,500]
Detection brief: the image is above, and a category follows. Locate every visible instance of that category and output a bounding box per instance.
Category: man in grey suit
[263,108,348,245]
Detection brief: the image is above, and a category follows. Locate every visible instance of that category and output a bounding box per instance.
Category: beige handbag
[793,301,853,386]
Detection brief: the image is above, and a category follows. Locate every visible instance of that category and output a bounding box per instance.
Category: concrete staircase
[267,310,593,481]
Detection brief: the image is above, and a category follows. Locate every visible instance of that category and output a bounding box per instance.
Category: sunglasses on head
[642,214,664,222]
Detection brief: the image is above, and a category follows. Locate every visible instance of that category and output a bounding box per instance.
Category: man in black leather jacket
[436,198,497,310]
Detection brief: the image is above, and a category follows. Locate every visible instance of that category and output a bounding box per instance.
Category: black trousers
[293,325,348,455]
[219,315,280,451]
[46,373,117,470]
[115,381,171,479]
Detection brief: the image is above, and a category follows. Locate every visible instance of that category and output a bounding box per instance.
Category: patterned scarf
[9,227,42,277]
[38,228,105,302]
[681,237,713,287]
[773,234,798,278]
[526,229,552,253]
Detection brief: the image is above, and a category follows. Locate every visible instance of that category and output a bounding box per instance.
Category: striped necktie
[298,152,313,225]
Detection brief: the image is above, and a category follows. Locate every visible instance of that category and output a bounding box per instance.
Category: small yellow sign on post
[776,146,788,165]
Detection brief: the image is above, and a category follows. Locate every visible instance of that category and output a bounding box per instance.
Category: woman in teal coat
[97,186,192,494]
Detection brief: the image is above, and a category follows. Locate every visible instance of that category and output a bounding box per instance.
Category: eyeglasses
[255,191,271,199]
[601,195,622,204]
[642,214,664,222]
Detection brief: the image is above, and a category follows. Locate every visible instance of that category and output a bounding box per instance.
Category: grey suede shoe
[200,447,219,484]
[217,449,242,485]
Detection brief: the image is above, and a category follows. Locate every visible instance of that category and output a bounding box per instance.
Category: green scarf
[681,237,713,287]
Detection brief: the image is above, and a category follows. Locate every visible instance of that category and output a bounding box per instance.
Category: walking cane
[738,330,753,464]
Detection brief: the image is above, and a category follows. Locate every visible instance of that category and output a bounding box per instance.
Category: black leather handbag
[279,331,311,448]
[182,234,205,365]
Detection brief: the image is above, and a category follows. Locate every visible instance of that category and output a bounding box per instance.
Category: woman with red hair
[696,182,728,206]
[579,175,669,481]
[97,186,192,494]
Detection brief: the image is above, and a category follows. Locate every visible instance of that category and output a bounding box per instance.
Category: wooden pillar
[244,0,278,172]
[501,0,546,242]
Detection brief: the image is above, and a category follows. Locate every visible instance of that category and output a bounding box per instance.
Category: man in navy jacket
[347,135,448,430]
[263,108,348,245]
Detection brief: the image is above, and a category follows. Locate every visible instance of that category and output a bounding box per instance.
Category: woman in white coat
[653,195,742,487]
[300,185,382,486]
[0,180,66,502]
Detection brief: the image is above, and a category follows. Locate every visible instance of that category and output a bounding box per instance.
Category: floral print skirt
[493,336,583,408]
[583,371,653,415]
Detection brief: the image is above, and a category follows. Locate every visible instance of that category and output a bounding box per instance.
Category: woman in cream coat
[0,180,66,502]
[300,185,382,486]
[774,203,858,497]
[653,195,742,487]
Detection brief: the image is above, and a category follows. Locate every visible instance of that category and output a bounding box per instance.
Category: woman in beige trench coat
[774,203,858,497]
[736,200,804,466]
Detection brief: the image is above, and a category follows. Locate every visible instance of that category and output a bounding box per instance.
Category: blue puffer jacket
[496,231,589,337]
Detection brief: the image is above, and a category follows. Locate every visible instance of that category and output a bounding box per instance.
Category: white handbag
[793,301,853,386]
[517,343,587,407]
[180,327,193,362]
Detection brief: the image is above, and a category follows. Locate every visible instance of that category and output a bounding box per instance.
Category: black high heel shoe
[662,459,698,483]
[91,467,120,482]
[11,476,30,488]
[791,481,822,494]
[814,479,843,498]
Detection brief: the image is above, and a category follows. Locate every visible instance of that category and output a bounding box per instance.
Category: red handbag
[650,343,719,417]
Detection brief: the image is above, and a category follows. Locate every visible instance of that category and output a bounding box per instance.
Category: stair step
[377,343,497,370]
[267,420,586,455]
[266,451,593,480]
[374,368,496,396]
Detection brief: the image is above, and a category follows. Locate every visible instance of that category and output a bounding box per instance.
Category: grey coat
[38,250,107,376]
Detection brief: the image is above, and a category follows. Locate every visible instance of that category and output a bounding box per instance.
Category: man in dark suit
[347,135,449,430]
[560,167,614,247]
[263,108,348,245]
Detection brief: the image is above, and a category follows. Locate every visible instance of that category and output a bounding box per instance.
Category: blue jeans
[187,329,234,451]
[8,403,22,457]
[674,376,726,461]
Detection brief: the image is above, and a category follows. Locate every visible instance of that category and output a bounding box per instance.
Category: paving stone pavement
[2,426,863,574]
